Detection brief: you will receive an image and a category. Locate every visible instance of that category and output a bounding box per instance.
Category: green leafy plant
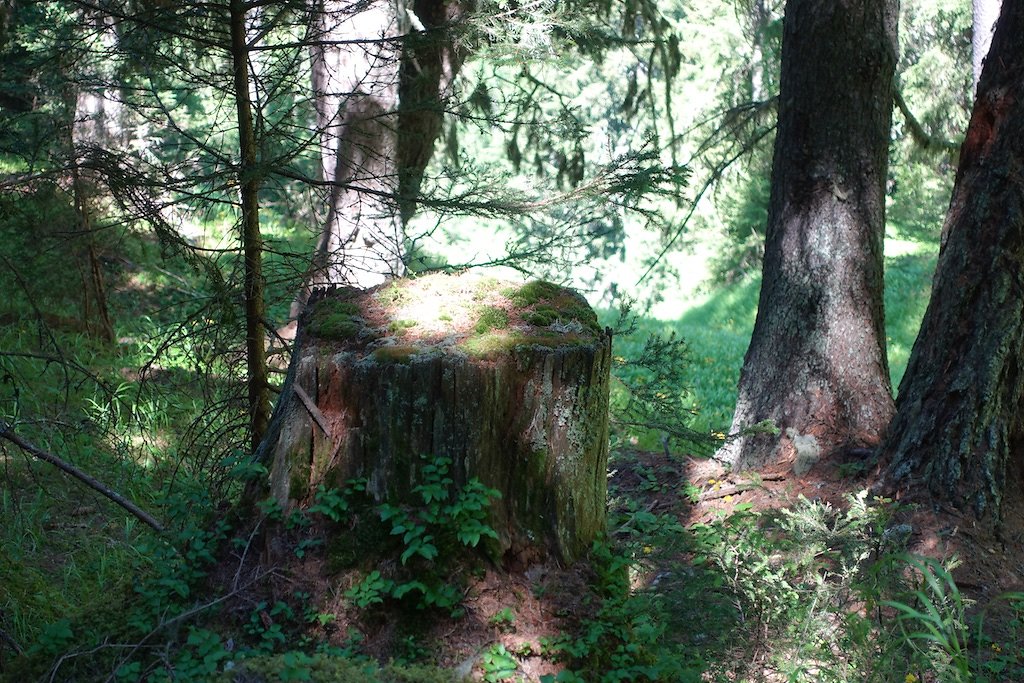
[480,643,519,681]
[343,455,500,615]
[489,607,516,629]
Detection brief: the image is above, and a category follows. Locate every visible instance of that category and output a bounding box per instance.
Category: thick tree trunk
[261,274,611,565]
[717,0,897,472]
[882,1,1024,524]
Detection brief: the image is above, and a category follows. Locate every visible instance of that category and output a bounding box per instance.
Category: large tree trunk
[717,0,897,472]
[882,1,1024,525]
[261,274,611,565]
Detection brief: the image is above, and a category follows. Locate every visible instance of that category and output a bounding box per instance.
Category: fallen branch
[0,421,165,533]
[0,625,22,655]
[700,473,785,502]
[293,384,331,437]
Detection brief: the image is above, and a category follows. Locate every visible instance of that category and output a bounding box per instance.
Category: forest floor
[249,447,1024,681]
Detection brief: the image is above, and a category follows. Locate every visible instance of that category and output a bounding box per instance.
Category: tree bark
[292,0,471,317]
[717,0,897,472]
[302,0,404,297]
[230,0,272,450]
[396,0,473,223]
[261,275,611,565]
[882,1,1024,525]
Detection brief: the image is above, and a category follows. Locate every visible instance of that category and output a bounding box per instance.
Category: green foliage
[607,303,713,454]
[480,643,519,681]
[316,456,500,616]
[884,555,971,683]
[212,653,466,683]
[541,538,701,683]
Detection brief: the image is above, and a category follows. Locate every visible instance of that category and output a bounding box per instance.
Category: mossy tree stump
[260,273,612,565]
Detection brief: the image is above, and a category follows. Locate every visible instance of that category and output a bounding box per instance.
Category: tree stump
[260,273,612,565]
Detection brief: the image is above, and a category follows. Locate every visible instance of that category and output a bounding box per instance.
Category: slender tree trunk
[972,0,1001,92]
[230,0,271,451]
[717,0,897,473]
[396,0,473,223]
[66,7,121,343]
[882,1,1024,525]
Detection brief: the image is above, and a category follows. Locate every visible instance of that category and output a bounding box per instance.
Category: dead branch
[0,421,165,533]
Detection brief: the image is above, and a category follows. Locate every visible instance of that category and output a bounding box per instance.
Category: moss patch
[375,280,409,307]
[372,344,421,364]
[388,319,418,334]
[462,330,591,358]
[506,280,601,334]
[308,299,363,340]
[474,306,510,335]
[522,305,559,327]
[505,280,563,307]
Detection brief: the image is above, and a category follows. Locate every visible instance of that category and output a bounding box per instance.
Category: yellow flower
[707,479,716,485]
[991,643,1003,653]
[724,495,733,502]
[642,545,653,555]
[904,674,918,683]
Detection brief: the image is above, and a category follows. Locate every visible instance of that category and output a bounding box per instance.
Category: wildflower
[991,643,1003,653]
[724,495,733,502]
[642,546,653,555]
[904,674,918,683]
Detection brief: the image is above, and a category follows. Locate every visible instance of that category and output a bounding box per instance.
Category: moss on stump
[260,273,612,565]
